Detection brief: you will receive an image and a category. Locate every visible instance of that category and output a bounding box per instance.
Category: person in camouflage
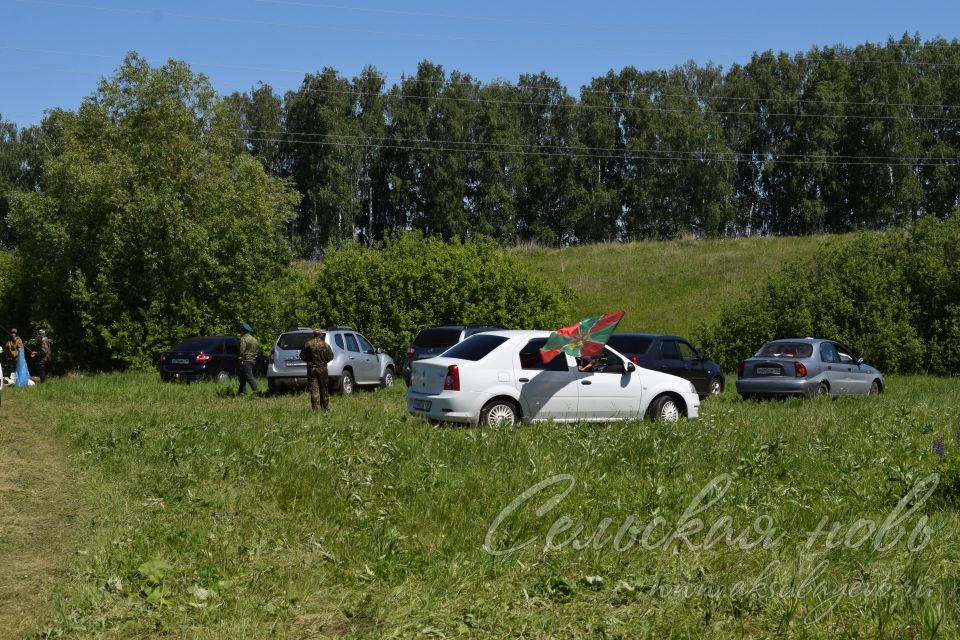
[237,321,260,395]
[299,328,334,411]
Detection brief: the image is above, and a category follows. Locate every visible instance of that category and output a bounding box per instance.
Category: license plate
[171,358,189,365]
[756,367,781,376]
[411,399,432,411]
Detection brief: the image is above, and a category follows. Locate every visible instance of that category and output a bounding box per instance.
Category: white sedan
[406,330,700,426]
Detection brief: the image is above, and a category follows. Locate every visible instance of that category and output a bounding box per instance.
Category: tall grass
[12,372,960,638]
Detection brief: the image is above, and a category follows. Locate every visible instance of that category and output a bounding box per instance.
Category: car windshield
[413,327,463,348]
[607,335,653,354]
[172,337,220,351]
[441,335,508,361]
[277,332,311,351]
[756,342,813,358]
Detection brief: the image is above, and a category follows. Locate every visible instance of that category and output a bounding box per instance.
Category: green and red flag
[540,311,625,363]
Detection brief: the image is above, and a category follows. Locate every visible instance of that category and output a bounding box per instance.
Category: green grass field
[511,236,829,337]
[7,371,960,638]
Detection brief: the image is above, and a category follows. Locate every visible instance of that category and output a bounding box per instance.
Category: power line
[242,128,959,162]
[241,134,960,167]
[278,85,960,122]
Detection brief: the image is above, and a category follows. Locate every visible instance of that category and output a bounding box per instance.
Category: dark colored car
[606,333,725,397]
[159,336,267,382]
[402,324,507,385]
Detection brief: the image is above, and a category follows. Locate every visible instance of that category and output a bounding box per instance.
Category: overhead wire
[240,134,960,168]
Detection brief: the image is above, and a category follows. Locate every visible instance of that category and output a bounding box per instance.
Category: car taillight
[196,352,212,364]
[629,355,639,364]
[794,361,808,377]
[406,347,416,358]
[737,360,745,377]
[443,364,460,391]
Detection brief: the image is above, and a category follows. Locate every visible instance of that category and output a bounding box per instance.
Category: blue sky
[4,0,959,126]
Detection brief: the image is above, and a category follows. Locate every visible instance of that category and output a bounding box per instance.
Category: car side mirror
[626,362,636,372]
[376,347,384,355]
[857,356,864,365]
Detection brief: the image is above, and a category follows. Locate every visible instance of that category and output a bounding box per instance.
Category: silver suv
[267,327,397,394]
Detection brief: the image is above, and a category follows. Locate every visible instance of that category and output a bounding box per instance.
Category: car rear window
[608,335,653,355]
[172,337,220,351]
[413,327,463,348]
[278,332,311,351]
[441,334,508,361]
[756,342,813,358]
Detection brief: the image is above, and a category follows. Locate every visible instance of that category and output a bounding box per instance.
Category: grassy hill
[512,235,830,337]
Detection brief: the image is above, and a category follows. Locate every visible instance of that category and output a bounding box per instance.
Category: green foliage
[308,234,570,359]
[698,218,960,373]
[9,54,299,369]
[934,450,960,509]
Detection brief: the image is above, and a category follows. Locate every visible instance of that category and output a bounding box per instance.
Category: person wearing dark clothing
[5,328,23,371]
[237,322,260,395]
[31,329,52,382]
[299,328,334,411]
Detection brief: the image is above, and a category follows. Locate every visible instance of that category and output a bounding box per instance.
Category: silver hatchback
[267,327,397,394]
[736,338,884,399]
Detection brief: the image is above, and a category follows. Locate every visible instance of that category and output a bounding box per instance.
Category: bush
[697,217,960,374]
[307,234,570,360]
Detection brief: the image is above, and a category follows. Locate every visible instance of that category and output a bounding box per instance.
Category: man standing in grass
[31,329,52,382]
[5,328,22,372]
[237,322,260,395]
[300,328,334,411]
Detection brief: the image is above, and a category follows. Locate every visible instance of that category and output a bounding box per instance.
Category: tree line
[2,34,960,254]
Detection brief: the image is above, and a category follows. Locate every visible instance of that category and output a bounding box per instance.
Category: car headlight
[689,382,697,394]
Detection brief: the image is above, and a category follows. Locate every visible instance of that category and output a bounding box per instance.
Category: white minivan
[407,330,700,426]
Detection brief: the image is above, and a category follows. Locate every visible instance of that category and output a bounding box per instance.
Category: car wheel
[649,395,682,422]
[480,399,519,427]
[382,367,395,389]
[709,376,723,396]
[340,370,355,395]
[215,370,229,383]
[814,381,830,398]
[869,379,881,395]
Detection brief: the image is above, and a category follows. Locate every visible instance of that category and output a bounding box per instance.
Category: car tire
[340,370,355,395]
[709,376,723,396]
[215,370,229,383]
[381,367,395,389]
[480,398,519,427]
[814,381,830,398]
[649,395,683,422]
[869,379,881,395]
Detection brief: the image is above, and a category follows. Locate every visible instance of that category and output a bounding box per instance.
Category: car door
[223,337,241,376]
[655,339,690,380]
[835,343,868,394]
[345,333,378,384]
[355,333,383,383]
[514,338,579,421]
[818,342,847,394]
[677,340,707,393]
[575,347,642,420]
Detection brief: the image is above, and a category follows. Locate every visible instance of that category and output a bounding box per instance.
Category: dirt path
[0,400,79,638]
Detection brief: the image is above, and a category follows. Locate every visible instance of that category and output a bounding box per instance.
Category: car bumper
[407,391,479,426]
[736,377,819,397]
[682,392,701,418]
[267,374,341,389]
